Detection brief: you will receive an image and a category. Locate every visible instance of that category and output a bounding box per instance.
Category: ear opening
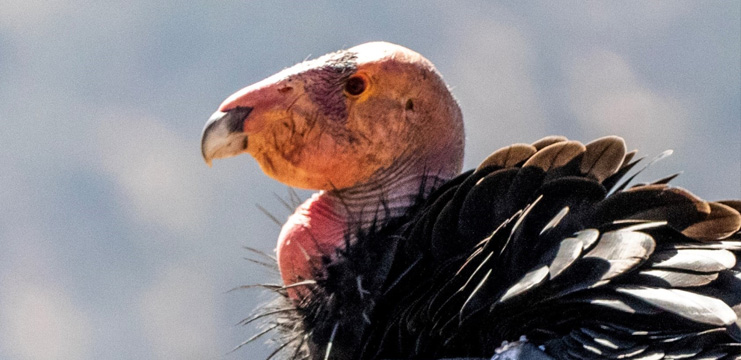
[405,99,414,111]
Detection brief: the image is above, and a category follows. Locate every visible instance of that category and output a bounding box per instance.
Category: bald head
[202,41,464,190]
[202,42,466,292]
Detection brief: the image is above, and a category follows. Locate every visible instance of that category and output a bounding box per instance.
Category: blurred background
[0,1,738,359]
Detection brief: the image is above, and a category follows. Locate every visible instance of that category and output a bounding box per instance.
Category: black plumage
[199,42,741,360]
[246,137,741,360]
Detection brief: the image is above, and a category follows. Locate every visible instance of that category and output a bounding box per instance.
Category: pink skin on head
[217,77,295,135]
[204,42,464,300]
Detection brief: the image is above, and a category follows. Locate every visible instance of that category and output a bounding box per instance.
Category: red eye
[344,75,366,96]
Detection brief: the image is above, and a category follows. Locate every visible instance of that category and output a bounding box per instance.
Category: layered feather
[247,137,741,359]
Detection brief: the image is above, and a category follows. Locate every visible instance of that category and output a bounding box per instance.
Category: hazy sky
[1,1,739,359]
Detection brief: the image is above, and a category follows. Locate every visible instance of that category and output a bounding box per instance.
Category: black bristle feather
[239,140,741,359]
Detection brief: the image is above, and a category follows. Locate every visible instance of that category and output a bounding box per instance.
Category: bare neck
[326,171,447,225]
[277,139,463,298]
[276,171,447,297]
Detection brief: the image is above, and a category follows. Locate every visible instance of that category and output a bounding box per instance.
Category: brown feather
[719,200,741,214]
[682,202,741,240]
[580,136,627,183]
[624,185,711,230]
[523,141,586,171]
[531,135,568,150]
[476,143,536,171]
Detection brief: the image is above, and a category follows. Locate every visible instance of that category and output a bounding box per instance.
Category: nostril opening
[278,86,293,94]
[221,106,253,133]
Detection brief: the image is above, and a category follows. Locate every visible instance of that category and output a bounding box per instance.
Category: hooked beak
[200,106,253,166]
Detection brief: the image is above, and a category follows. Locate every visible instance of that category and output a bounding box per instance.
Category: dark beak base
[201,106,253,165]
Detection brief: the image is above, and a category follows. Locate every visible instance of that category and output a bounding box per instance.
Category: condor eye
[344,75,366,96]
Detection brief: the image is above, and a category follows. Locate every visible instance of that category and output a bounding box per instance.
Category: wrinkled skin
[201,42,741,360]
[202,42,464,291]
[203,42,464,190]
